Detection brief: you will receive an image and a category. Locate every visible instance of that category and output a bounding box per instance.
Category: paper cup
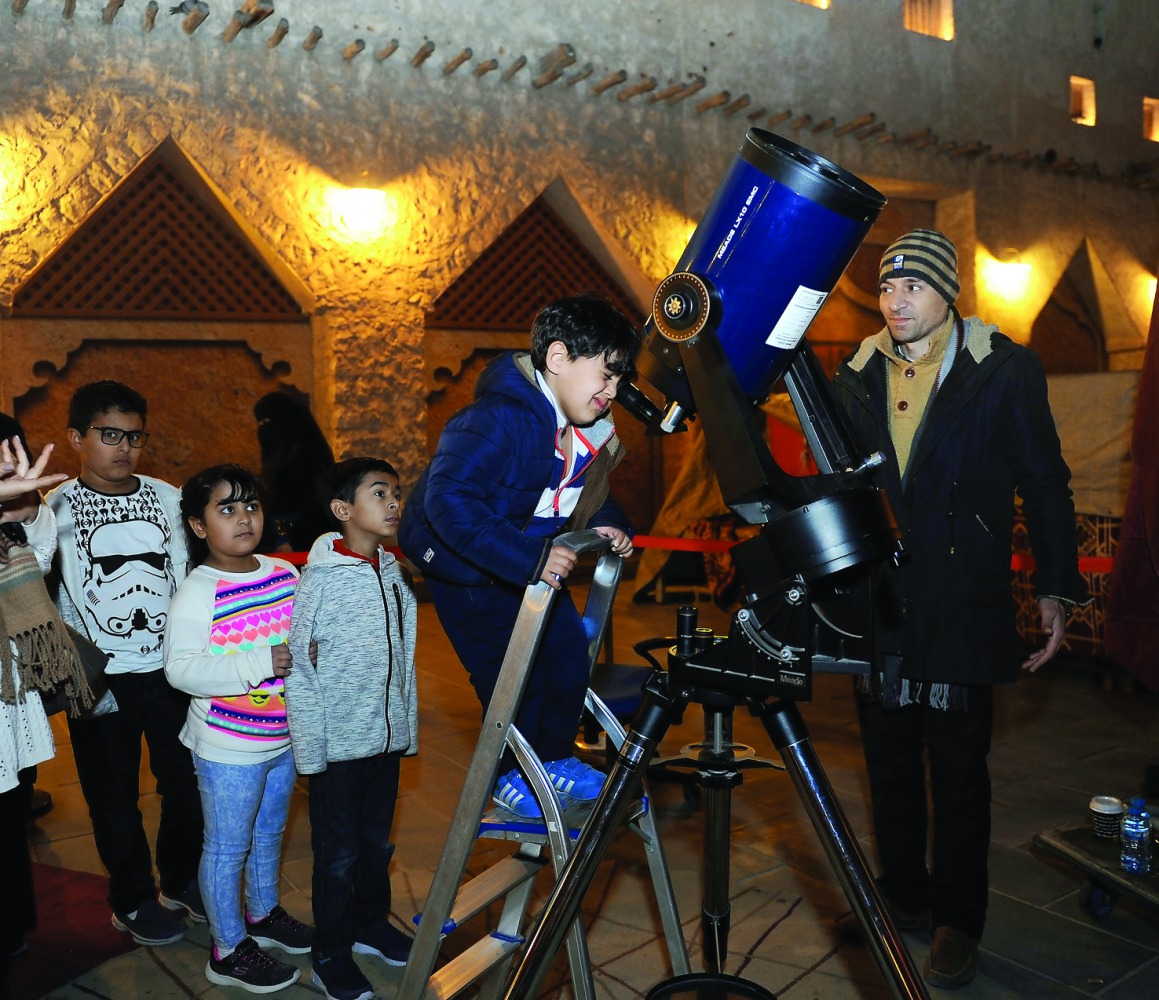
[1090,795,1124,839]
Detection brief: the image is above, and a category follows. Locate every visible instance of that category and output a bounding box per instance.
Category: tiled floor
[21,581,1159,998]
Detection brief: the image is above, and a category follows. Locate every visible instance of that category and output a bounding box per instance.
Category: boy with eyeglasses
[47,380,205,947]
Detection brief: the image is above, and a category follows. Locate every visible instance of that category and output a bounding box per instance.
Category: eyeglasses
[86,426,151,448]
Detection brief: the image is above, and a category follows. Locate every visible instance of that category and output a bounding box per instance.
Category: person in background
[254,392,335,555]
[0,436,74,991]
[832,230,1087,989]
[47,380,204,947]
[0,413,57,823]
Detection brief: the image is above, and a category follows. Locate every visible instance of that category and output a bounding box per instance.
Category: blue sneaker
[544,758,605,801]
[493,769,545,818]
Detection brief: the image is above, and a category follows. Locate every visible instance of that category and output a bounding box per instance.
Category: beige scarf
[0,541,95,715]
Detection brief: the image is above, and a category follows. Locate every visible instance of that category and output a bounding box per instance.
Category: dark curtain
[1104,285,1159,689]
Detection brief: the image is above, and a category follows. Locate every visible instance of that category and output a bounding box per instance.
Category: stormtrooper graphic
[85,520,172,650]
[65,483,179,664]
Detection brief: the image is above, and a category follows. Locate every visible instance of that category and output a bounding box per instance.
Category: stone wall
[0,0,1155,492]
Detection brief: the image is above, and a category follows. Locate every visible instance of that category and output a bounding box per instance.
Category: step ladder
[398,530,690,1000]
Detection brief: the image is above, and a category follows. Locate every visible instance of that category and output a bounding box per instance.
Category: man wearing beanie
[833,229,1086,988]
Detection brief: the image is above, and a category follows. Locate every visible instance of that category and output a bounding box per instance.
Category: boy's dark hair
[529,296,640,379]
[319,457,399,524]
[180,464,265,566]
[68,380,148,431]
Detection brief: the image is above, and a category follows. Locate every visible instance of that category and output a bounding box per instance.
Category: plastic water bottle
[1119,797,1152,875]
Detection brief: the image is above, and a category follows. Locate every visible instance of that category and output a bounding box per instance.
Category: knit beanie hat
[878,229,959,304]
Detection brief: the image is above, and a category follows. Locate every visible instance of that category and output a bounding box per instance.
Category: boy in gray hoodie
[285,458,417,1000]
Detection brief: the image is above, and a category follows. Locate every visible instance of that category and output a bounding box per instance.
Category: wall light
[1143,273,1157,305]
[980,247,1033,300]
[319,186,395,242]
[651,208,698,272]
[0,163,15,227]
[0,138,29,229]
[1140,272,1157,321]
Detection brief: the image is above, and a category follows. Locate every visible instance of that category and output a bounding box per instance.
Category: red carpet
[8,865,137,1000]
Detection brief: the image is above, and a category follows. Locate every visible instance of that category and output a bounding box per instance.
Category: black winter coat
[832,317,1086,685]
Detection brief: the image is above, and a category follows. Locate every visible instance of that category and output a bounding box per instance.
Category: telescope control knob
[653,271,714,343]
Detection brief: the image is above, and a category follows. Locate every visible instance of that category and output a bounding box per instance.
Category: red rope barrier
[279,542,1114,574]
[632,534,735,553]
[634,537,1114,573]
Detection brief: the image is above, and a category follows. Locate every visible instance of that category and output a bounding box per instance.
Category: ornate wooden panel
[425,198,643,331]
[13,158,303,321]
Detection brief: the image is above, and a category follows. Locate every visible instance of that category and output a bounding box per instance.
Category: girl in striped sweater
[164,465,311,995]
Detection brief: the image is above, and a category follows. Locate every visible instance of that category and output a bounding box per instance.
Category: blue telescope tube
[652,129,885,404]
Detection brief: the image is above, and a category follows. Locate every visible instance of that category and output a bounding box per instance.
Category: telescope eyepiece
[615,382,663,428]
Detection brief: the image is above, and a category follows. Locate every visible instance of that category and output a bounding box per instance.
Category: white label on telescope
[766,286,829,349]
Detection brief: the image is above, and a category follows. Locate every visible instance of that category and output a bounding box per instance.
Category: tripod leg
[502,676,683,1000]
[699,705,739,974]
[757,699,930,1000]
[702,781,731,972]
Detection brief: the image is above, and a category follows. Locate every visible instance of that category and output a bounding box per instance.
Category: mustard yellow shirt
[875,313,955,478]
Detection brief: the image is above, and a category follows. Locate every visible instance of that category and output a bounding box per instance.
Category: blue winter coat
[399,352,631,588]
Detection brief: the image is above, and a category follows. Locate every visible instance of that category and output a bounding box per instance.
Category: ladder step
[426,932,525,1000]
[417,852,546,935]
[477,797,649,844]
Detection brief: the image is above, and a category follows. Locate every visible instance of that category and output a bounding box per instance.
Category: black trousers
[67,670,203,916]
[0,767,36,980]
[308,753,401,960]
[856,686,994,939]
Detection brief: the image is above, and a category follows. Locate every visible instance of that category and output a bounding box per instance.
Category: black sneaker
[160,880,208,923]
[111,898,186,945]
[353,920,412,967]
[206,937,300,994]
[245,905,313,955]
[312,952,374,1000]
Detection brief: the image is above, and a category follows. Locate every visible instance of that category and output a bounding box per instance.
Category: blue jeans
[309,753,400,959]
[193,748,296,950]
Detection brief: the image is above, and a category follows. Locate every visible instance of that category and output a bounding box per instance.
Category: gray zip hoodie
[285,532,418,774]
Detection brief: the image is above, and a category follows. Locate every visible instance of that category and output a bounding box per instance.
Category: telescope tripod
[639,636,782,974]
[501,613,931,1000]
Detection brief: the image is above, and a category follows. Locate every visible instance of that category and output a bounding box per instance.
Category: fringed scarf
[857,654,972,712]
[0,542,95,716]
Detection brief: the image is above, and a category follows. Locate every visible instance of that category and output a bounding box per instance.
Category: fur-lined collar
[845,315,1000,373]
